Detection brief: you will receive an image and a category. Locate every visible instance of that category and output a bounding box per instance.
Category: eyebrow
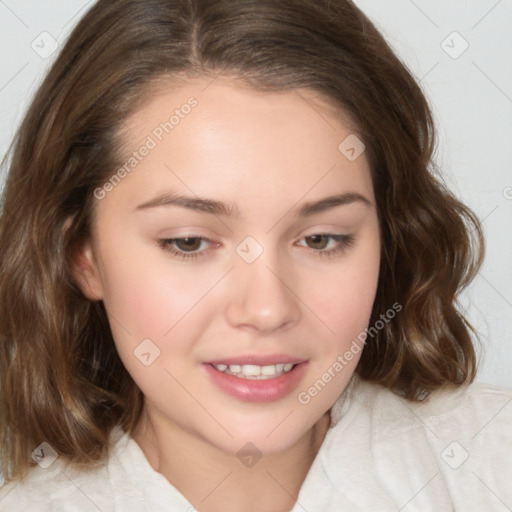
[297,192,371,216]
[134,191,371,217]
[135,192,240,217]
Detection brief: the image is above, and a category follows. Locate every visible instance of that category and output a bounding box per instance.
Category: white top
[1,375,511,511]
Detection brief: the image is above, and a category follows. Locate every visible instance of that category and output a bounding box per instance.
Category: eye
[304,234,333,250]
[297,234,355,258]
[158,236,213,260]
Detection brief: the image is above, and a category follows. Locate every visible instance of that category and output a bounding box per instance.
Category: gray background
[1,0,511,387]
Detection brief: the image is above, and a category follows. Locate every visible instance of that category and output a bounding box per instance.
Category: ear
[65,217,104,301]
[70,240,104,301]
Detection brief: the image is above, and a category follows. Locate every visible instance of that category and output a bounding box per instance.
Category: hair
[0,0,483,483]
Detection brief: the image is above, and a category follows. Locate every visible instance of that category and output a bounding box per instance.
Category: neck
[133,407,331,512]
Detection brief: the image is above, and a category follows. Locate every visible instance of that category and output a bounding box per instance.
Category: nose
[224,253,301,335]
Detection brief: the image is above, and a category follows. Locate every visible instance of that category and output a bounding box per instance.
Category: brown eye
[159,237,212,259]
[305,234,330,250]
[297,233,355,259]
[174,237,203,252]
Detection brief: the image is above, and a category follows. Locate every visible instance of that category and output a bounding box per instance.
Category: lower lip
[203,362,308,403]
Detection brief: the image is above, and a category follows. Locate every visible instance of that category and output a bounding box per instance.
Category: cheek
[295,248,380,411]
[306,243,380,349]
[97,234,212,330]
[95,236,219,360]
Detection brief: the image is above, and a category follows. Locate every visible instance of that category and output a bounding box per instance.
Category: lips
[211,362,295,379]
[202,355,309,402]
[205,354,307,367]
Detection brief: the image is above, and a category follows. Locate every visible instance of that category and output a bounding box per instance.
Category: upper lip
[205,354,307,366]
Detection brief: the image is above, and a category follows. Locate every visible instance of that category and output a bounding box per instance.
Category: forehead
[104,76,374,213]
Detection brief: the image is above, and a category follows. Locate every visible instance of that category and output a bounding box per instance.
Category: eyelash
[158,237,215,261]
[158,234,355,261]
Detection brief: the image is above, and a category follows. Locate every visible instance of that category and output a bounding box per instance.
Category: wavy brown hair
[0,0,483,483]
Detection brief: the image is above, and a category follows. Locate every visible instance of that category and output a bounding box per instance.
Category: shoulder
[0,428,192,512]
[0,457,114,512]
[320,376,512,510]
[362,376,511,432]
[329,374,512,437]
[0,431,126,512]
[407,379,512,435]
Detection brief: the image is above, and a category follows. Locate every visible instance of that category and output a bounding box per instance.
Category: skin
[73,76,381,512]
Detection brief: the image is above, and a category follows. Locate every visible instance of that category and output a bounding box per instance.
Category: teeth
[261,365,277,376]
[241,364,261,376]
[213,363,296,379]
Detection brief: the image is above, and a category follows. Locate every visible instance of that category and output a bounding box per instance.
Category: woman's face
[76,76,380,455]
